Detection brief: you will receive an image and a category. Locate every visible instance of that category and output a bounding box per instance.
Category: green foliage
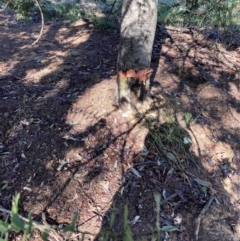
[184,112,193,124]
[0,194,33,241]
[123,206,133,241]
[154,194,161,241]
[7,0,35,20]
[0,0,122,28]
[1,194,181,240]
[89,0,121,29]
[148,119,196,169]
[158,0,240,27]
[0,0,85,22]
[89,15,118,29]
[206,1,236,26]
[0,0,48,21]
[1,0,239,28]
[42,231,49,241]
[63,213,78,232]
[8,0,34,14]
[43,2,86,21]
[157,5,172,24]
[0,194,78,241]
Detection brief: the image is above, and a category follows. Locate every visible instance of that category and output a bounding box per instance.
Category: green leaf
[154,193,161,214]
[11,213,25,232]
[161,225,180,232]
[194,178,211,187]
[123,206,133,241]
[166,152,177,162]
[1,181,9,190]
[184,112,193,123]
[102,231,110,241]
[63,213,78,232]
[0,221,8,233]
[42,231,50,241]
[22,213,33,240]
[11,194,20,215]
[109,203,116,229]
[154,193,161,205]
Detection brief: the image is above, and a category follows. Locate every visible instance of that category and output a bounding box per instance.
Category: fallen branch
[32,0,44,45]
[194,195,215,240]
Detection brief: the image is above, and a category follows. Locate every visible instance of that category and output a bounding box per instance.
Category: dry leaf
[131,167,142,178]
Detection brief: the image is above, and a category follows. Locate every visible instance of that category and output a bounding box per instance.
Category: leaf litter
[0,9,240,241]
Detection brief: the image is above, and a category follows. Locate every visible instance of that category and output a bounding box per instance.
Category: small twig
[32,0,44,45]
[0,0,10,11]
[192,101,210,124]
[200,0,223,26]
[133,160,162,167]
[69,231,97,240]
[105,0,117,24]
[160,193,178,205]
[195,195,215,240]
[103,47,114,56]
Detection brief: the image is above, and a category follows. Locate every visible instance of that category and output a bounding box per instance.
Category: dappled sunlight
[24,65,59,82]
[1,17,91,86]
[65,78,116,133]
[197,84,225,100]
[67,35,90,46]
[223,178,240,208]
[228,82,240,102]
[1,6,240,240]
[39,79,70,99]
[65,32,90,46]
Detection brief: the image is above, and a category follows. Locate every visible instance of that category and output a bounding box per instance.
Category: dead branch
[32,0,44,45]
[194,195,215,240]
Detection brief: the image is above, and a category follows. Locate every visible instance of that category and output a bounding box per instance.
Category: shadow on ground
[0,8,240,241]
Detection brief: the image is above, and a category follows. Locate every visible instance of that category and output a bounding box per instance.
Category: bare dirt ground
[0,9,240,241]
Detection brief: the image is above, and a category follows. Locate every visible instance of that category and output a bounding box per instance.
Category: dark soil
[0,9,240,241]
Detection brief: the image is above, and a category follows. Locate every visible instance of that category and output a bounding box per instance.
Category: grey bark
[117,0,158,71]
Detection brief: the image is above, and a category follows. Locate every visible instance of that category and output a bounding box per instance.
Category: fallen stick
[195,195,215,240]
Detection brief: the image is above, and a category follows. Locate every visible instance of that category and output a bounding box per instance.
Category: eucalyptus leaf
[194,177,211,187]
[183,137,192,144]
[131,167,142,178]
[161,225,180,232]
[166,152,177,162]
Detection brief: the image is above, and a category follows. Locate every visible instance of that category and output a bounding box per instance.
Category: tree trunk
[115,0,158,107]
[118,0,158,71]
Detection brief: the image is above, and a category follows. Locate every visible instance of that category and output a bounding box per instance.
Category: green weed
[148,118,196,169]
